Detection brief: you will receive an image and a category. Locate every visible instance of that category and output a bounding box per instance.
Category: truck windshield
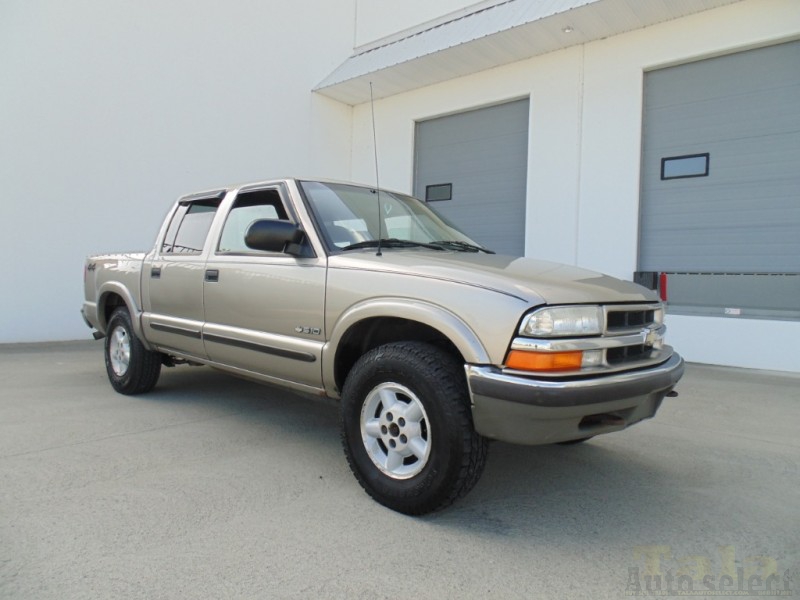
[300,181,491,253]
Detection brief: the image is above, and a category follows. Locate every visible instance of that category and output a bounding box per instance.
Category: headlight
[519,306,603,337]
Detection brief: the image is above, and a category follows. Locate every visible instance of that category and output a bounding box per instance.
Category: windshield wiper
[431,240,495,254]
[342,238,446,251]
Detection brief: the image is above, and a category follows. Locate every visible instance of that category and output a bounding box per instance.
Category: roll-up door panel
[414,99,529,257]
[639,41,800,319]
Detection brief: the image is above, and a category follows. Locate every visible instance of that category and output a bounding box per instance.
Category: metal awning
[314,0,744,105]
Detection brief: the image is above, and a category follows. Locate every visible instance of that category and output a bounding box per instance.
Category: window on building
[660,153,709,180]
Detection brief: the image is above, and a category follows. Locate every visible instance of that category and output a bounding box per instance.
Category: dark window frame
[660,153,710,180]
[425,183,453,202]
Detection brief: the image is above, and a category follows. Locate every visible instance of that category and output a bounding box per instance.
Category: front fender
[322,297,490,397]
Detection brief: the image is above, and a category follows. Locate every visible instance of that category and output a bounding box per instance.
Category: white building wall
[0,0,355,343]
[350,0,800,372]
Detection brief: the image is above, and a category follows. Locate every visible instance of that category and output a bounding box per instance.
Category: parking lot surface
[1,341,798,599]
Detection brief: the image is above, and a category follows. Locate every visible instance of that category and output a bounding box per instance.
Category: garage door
[414,99,529,256]
[638,41,800,320]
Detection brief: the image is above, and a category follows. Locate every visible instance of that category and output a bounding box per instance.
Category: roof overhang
[314,0,745,105]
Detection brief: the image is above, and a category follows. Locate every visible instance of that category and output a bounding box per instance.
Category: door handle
[151,267,161,279]
[205,269,219,282]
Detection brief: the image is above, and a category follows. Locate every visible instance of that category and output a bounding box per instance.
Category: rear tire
[104,307,161,395]
[340,342,488,515]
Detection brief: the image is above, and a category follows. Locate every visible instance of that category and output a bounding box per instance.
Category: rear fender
[97,282,153,350]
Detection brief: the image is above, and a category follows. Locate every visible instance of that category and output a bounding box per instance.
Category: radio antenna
[369,82,383,257]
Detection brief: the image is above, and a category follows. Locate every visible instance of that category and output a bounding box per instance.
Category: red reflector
[659,272,668,302]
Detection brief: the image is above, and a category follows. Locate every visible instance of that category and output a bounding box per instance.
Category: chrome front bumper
[466,353,685,445]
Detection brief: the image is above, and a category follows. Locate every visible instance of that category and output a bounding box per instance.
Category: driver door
[201,184,326,391]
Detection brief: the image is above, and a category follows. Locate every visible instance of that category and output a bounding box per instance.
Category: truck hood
[328,250,656,305]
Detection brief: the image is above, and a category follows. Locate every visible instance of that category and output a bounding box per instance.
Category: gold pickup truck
[82,178,684,514]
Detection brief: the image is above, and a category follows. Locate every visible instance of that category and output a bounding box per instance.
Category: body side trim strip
[149,322,202,339]
[203,333,316,363]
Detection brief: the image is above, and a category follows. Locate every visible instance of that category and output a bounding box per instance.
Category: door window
[217,189,289,254]
[162,199,221,254]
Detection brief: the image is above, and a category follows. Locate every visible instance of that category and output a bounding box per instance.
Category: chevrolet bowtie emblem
[643,325,661,347]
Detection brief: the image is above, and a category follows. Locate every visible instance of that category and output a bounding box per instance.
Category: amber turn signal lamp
[505,350,583,372]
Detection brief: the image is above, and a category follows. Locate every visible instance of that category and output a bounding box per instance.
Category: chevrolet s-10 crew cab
[82,178,684,514]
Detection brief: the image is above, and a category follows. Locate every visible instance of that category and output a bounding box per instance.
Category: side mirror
[245,220,305,255]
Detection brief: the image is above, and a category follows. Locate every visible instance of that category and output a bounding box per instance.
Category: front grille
[601,303,664,370]
[606,308,655,333]
[606,344,653,365]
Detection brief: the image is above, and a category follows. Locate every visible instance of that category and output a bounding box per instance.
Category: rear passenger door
[141,191,224,359]
[202,184,326,391]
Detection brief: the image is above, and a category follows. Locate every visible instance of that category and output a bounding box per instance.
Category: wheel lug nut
[398,418,406,426]
[389,439,396,448]
[381,425,388,434]
[387,413,393,422]
[400,434,407,443]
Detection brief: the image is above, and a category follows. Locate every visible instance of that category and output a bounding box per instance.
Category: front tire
[104,307,161,395]
[340,342,488,515]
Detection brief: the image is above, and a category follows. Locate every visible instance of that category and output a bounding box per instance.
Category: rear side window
[162,199,221,254]
[217,188,289,254]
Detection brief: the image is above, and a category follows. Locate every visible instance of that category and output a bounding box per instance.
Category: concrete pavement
[1,341,798,599]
